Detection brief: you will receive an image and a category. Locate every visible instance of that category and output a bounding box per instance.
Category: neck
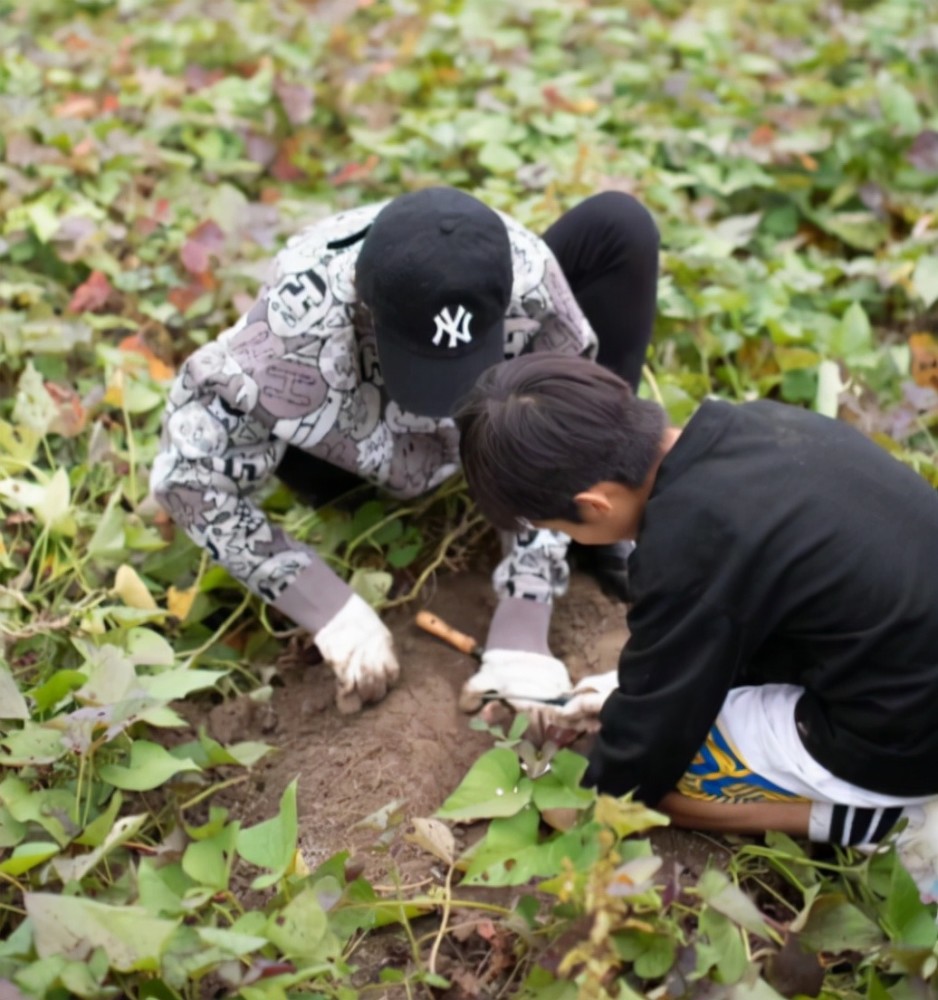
[632,425,680,511]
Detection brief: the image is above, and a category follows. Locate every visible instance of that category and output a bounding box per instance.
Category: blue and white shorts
[677,684,930,808]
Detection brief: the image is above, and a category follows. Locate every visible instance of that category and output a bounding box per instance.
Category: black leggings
[542,190,659,391]
[276,192,660,502]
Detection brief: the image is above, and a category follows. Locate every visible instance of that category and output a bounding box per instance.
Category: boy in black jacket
[455,353,938,901]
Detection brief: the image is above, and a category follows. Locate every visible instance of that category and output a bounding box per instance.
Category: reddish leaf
[270,138,307,183]
[329,155,379,187]
[908,130,938,173]
[244,131,278,168]
[184,65,225,91]
[542,86,597,115]
[180,240,210,275]
[180,220,225,276]
[169,272,217,314]
[68,271,113,313]
[44,383,87,438]
[53,94,98,119]
[241,959,297,986]
[275,77,315,126]
[750,123,776,146]
[117,334,175,381]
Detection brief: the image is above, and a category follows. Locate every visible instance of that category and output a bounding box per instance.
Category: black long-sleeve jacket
[586,399,938,805]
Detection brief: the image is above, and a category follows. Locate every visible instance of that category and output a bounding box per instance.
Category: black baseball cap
[356,187,513,418]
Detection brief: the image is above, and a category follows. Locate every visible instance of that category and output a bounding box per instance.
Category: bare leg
[658,791,811,837]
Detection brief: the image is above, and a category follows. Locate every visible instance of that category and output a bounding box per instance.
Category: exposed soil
[203,570,717,886]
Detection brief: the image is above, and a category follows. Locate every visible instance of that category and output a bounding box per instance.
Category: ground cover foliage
[1,0,938,996]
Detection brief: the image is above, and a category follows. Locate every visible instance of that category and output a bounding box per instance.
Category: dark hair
[455,353,667,531]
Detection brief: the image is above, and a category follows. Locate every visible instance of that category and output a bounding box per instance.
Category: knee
[580,191,660,255]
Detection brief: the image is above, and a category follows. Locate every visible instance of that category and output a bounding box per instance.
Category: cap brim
[377,323,506,418]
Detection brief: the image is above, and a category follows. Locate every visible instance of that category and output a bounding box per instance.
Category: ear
[574,489,613,517]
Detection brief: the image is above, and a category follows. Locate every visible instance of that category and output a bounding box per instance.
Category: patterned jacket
[151,201,598,645]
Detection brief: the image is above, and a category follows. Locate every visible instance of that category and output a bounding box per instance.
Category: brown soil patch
[203,570,714,886]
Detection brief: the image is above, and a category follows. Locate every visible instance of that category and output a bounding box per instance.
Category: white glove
[474,668,619,744]
[314,594,400,713]
[459,649,572,714]
[552,670,619,731]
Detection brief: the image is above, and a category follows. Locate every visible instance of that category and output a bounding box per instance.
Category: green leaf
[798,893,884,953]
[0,778,77,845]
[463,806,602,887]
[52,813,146,883]
[76,644,139,705]
[0,804,27,848]
[0,841,60,875]
[477,142,523,173]
[136,859,191,919]
[436,748,533,820]
[29,669,87,712]
[633,932,677,979]
[182,822,238,892]
[75,791,123,847]
[697,869,774,941]
[236,779,298,889]
[87,494,127,561]
[125,628,176,668]
[814,359,845,418]
[12,361,57,436]
[697,905,748,983]
[881,849,938,949]
[265,887,340,964]
[531,750,594,812]
[0,667,29,721]
[0,726,66,766]
[348,568,394,606]
[137,669,226,701]
[835,302,873,357]
[97,741,201,791]
[195,926,267,958]
[912,255,938,308]
[26,893,178,972]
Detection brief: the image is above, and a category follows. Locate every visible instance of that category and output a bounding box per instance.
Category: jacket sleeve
[150,290,355,634]
[584,584,744,806]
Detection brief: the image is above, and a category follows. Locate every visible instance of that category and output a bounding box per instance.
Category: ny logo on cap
[432,305,473,349]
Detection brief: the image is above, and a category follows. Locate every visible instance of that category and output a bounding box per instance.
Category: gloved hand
[459,649,572,714]
[476,669,619,745]
[551,670,619,732]
[314,593,400,713]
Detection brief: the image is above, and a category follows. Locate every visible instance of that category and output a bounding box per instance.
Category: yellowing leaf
[35,468,74,534]
[112,565,158,610]
[166,584,198,621]
[406,817,455,866]
[594,795,670,838]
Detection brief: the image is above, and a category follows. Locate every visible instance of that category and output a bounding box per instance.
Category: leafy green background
[1,0,937,997]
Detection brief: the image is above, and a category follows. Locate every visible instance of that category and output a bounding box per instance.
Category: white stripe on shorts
[717,684,932,808]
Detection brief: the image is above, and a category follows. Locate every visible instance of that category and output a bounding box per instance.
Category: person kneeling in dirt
[151,187,659,712]
[455,352,938,901]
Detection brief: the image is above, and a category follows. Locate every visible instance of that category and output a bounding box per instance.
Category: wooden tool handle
[415,610,480,657]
